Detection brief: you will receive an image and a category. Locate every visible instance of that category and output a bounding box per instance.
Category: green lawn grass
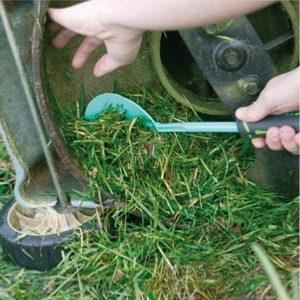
[0,90,299,299]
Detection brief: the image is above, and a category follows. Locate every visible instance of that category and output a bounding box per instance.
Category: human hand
[48,1,144,77]
[48,0,276,78]
[235,68,299,154]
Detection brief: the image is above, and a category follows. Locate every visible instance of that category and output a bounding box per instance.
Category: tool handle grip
[236,113,299,138]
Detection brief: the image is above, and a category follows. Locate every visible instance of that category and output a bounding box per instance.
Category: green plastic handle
[236,113,299,138]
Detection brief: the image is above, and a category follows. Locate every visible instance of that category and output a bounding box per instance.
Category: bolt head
[238,75,261,96]
[216,42,247,72]
[245,82,259,95]
[223,49,240,66]
[203,24,219,35]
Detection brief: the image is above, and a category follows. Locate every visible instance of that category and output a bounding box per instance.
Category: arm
[48,0,277,77]
[49,0,299,155]
[49,0,277,31]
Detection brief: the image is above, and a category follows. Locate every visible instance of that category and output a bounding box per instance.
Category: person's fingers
[48,3,98,48]
[48,21,74,48]
[72,36,104,69]
[235,68,300,122]
[52,28,77,48]
[251,137,266,149]
[48,2,100,36]
[252,127,299,154]
[295,133,300,150]
[93,34,143,77]
[93,54,127,77]
[279,126,299,154]
[295,133,300,145]
[48,6,84,32]
[48,21,62,33]
[265,127,284,151]
[235,96,272,122]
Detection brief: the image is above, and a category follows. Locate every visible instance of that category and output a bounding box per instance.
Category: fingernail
[235,107,247,119]
[269,132,280,141]
[236,107,247,115]
[281,131,292,140]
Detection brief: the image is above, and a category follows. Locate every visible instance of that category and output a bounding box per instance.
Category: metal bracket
[179,16,277,115]
[0,1,94,211]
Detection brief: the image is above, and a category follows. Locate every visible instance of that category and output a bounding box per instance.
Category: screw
[238,76,261,96]
[203,24,219,35]
[216,42,247,72]
[202,20,233,35]
[223,48,240,66]
[245,82,259,95]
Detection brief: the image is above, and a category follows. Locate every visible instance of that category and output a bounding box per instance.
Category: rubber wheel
[0,198,96,271]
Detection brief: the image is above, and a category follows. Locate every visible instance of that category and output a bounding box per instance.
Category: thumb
[235,99,271,122]
[236,68,300,122]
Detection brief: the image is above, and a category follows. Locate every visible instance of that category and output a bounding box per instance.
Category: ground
[0,91,298,299]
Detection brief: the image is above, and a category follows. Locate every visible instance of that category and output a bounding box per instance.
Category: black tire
[0,198,95,271]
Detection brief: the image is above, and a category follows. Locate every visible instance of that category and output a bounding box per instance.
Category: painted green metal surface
[0,1,87,208]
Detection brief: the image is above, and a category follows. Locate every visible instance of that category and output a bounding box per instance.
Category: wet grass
[0,90,299,299]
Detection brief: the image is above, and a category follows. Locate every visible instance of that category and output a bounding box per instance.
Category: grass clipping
[54,92,299,299]
[63,92,251,214]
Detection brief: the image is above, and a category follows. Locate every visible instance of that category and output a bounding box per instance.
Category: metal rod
[264,31,294,51]
[0,0,70,208]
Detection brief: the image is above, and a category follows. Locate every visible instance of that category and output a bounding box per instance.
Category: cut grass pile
[0,90,299,299]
